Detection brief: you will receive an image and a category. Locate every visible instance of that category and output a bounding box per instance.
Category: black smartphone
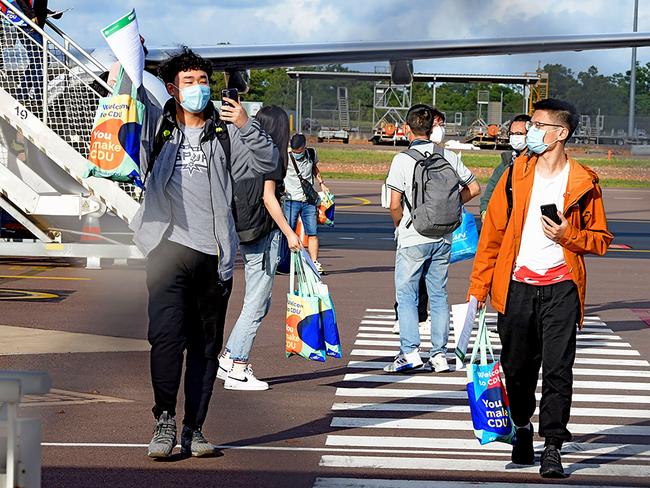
[221,88,239,107]
[540,203,562,225]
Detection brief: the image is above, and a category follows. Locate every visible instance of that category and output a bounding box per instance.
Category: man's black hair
[533,98,580,140]
[290,133,306,150]
[406,104,434,136]
[508,113,531,131]
[431,107,446,123]
[157,46,213,85]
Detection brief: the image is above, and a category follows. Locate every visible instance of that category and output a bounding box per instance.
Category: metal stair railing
[0,0,142,226]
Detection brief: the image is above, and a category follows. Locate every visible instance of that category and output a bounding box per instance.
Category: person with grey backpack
[384,104,480,374]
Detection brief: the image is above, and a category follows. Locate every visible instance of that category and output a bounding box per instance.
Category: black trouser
[146,240,232,430]
[497,280,579,447]
[395,274,428,323]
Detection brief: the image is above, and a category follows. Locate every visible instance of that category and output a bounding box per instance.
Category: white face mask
[429,125,445,144]
[509,134,527,152]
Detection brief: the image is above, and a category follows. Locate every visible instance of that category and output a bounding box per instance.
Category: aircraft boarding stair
[0,0,143,265]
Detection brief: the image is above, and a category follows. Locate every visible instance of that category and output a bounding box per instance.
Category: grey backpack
[402,147,462,238]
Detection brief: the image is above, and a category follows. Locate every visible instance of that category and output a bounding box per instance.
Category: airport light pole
[628,0,639,138]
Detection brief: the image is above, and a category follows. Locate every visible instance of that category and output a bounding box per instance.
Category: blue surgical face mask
[177,84,211,113]
[526,125,551,154]
[293,151,306,160]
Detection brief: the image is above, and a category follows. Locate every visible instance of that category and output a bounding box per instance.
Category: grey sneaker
[147,411,176,458]
[181,426,216,457]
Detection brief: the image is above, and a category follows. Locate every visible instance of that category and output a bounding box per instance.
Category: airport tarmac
[0,181,648,487]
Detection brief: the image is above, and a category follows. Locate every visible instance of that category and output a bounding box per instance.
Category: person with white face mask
[479,114,531,221]
[429,111,446,144]
[468,99,612,479]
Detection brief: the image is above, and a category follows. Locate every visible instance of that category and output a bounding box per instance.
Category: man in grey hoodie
[129,48,277,459]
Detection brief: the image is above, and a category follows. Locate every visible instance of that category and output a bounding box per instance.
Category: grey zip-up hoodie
[129,91,277,280]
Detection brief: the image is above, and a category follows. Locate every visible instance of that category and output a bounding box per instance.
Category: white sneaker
[418,319,431,335]
[313,260,326,274]
[429,352,450,373]
[383,349,423,373]
[392,320,400,334]
[224,364,269,391]
[217,352,232,381]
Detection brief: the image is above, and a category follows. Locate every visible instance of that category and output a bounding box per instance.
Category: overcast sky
[52,0,649,76]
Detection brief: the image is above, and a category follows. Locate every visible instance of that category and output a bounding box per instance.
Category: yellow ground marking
[0,275,90,281]
[0,324,150,355]
[337,197,372,209]
[0,289,59,300]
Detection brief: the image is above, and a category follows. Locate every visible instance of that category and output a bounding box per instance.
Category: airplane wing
[146,32,650,71]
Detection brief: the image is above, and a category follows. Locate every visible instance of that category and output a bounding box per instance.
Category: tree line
[210,62,648,121]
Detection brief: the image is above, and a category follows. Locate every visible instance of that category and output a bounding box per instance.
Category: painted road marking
[356,332,624,341]
[0,274,90,281]
[349,349,650,366]
[335,388,650,404]
[337,197,372,209]
[318,456,650,478]
[329,417,650,436]
[315,309,650,484]
[346,361,650,378]
[342,373,650,392]
[324,436,650,458]
[314,479,632,488]
[354,336,631,348]
[0,324,149,355]
[351,342,639,356]
[330,403,650,418]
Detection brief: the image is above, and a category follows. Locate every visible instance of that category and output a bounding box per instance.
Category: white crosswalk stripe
[314,308,650,487]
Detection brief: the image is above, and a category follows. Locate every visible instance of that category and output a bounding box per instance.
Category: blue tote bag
[450,207,479,264]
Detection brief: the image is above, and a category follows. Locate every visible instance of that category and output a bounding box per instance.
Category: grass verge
[321,171,649,188]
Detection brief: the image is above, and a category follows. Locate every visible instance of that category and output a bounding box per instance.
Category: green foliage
[207,62,650,122]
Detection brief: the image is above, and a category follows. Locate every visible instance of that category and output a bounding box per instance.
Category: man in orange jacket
[468,98,612,478]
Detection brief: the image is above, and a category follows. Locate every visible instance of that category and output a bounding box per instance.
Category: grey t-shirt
[166,124,219,255]
[284,149,318,201]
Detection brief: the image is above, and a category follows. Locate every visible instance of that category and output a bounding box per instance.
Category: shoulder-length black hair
[255,105,289,174]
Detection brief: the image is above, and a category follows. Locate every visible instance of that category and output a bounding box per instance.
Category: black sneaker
[540,445,568,478]
[511,424,534,465]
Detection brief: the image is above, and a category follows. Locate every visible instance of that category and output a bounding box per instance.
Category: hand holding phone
[219,88,248,128]
[540,203,562,225]
[221,88,239,107]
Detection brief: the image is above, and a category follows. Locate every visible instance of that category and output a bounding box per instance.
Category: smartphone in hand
[221,88,239,107]
[540,203,562,225]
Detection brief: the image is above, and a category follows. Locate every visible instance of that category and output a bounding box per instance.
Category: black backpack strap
[505,162,514,219]
[214,120,231,171]
[147,118,175,172]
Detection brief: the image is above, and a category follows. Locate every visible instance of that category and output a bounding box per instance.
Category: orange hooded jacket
[467,153,613,326]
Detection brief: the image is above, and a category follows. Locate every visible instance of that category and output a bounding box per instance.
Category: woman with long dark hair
[218,105,301,391]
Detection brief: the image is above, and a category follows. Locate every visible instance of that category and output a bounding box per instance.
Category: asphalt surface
[0,181,649,487]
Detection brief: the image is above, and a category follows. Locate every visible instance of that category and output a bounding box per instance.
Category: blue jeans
[284,199,317,236]
[225,229,281,361]
[395,240,451,356]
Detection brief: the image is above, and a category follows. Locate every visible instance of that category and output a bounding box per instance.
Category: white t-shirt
[514,163,570,280]
[385,141,476,249]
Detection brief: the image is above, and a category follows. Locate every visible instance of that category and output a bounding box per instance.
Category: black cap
[290,133,306,150]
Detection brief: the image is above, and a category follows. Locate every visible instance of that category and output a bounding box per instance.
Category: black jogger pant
[497,280,579,447]
[146,240,232,429]
[395,274,429,323]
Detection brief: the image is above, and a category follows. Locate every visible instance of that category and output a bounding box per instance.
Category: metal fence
[0,2,142,198]
[0,7,109,157]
